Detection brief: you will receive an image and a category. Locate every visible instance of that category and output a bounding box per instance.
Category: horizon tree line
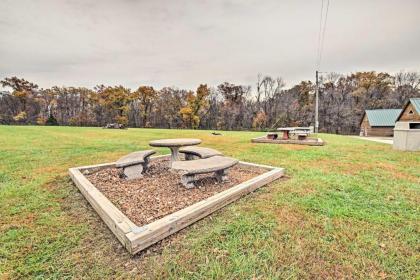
[1,71,419,134]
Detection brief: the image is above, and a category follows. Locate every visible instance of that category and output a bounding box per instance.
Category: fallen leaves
[86,158,265,227]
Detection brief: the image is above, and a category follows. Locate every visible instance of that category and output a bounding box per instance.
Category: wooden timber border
[68,155,285,255]
[251,136,325,146]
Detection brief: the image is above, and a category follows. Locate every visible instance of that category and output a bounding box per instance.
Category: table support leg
[282,131,289,140]
[169,147,180,166]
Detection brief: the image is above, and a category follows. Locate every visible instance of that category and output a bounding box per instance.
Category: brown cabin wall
[360,114,394,136]
[398,103,420,121]
[366,127,394,137]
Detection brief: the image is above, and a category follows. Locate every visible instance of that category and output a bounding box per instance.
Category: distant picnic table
[276,127,311,140]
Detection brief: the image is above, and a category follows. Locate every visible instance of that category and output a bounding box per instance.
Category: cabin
[394,98,420,151]
[359,109,402,137]
[395,98,420,122]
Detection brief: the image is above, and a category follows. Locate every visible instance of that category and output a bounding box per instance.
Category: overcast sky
[1,0,420,90]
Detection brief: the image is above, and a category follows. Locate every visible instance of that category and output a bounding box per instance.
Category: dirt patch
[86,158,266,227]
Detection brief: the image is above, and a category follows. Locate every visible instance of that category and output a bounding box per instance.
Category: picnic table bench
[295,133,309,140]
[171,156,238,188]
[266,132,278,140]
[291,127,310,140]
[179,146,223,160]
[116,150,156,180]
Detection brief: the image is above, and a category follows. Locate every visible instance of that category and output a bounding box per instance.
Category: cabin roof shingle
[365,109,402,127]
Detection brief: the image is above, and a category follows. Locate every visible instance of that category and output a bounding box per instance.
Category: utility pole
[315,70,319,134]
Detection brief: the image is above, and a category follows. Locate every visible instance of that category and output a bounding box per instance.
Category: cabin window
[408,110,414,115]
[409,123,420,129]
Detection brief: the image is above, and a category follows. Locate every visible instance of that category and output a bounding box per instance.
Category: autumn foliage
[180,84,210,129]
[1,71,420,134]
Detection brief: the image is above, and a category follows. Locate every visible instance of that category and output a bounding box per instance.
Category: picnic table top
[149,138,202,147]
[277,127,311,132]
[277,127,296,131]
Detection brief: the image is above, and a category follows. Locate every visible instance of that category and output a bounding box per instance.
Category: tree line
[1,71,419,134]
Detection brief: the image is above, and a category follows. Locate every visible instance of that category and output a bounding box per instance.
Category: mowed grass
[0,126,419,279]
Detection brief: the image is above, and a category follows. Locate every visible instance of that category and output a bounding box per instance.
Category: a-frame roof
[396,98,420,121]
[410,98,420,112]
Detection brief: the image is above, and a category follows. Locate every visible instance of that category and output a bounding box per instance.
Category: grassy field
[0,126,419,279]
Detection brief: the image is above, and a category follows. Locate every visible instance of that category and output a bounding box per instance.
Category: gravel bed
[86,158,266,227]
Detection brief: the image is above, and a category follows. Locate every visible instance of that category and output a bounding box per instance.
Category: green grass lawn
[0,126,419,279]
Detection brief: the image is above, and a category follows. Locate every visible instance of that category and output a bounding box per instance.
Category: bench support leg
[215,169,228,182]
[142,157,151,172]
[185,154,195,160]
[123,164,144,180]
[181,174,196,189]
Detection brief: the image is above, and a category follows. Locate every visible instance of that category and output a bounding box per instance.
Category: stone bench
[294,132,309,140]
[116,150,156,180]
[179,146,223,160]
[266,132,278,140]
[171,156,239,188]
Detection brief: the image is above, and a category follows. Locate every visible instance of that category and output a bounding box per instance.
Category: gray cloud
[1,0,419,90]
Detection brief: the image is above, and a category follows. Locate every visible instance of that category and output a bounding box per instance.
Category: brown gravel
[86,158,266,227]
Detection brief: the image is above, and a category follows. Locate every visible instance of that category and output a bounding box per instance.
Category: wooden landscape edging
[69,155,285,255]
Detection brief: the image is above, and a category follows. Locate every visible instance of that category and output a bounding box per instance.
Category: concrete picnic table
[276,127,295,140]
[149,138,202,166]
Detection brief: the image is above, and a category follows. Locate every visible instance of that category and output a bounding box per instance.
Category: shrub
[45,114,59,126]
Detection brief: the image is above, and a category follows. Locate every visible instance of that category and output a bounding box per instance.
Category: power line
[318,0,330,69]
[315,0,330,134]
[316,0,324,69]
[316,0,330,70]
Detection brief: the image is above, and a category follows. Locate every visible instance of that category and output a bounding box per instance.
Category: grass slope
[0,126,419,279]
